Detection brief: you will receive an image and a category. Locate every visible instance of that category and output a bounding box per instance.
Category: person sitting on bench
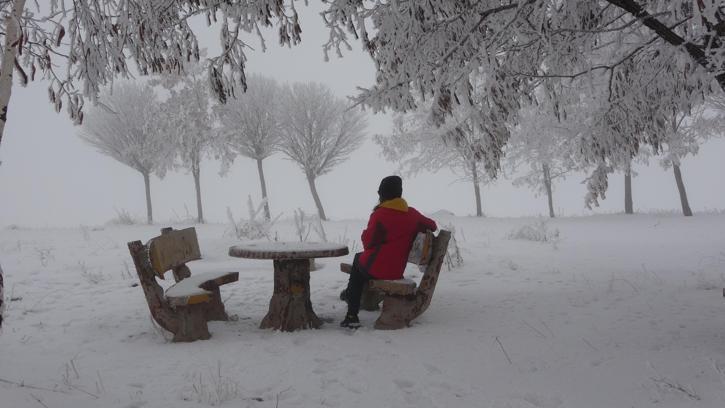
[340,175,437,328]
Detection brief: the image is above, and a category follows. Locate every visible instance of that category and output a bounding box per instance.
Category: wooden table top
[229,242,349,260]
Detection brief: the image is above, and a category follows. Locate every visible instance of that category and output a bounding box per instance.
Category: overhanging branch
[606,0,725,90]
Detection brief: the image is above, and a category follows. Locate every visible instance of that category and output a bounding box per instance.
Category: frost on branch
[505,84,583,217]
[1,0,302,130]
[214,74,282,170]
[322,0,725,197]
[214,74,282,220]
[375,92,498,216]
[277,82,367,221]
[79,82,172,224]
[154,62,216,223]
[584,163,613,209]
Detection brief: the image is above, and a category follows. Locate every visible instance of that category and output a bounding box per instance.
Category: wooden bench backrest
[127,239,181,335]
[413,230,451,317]
[147,227,201,277]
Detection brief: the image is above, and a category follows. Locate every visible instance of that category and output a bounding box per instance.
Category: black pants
[345,253,372,316]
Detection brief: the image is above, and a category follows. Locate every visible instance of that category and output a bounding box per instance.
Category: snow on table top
[228,241,349,260]
[165,271,233,298]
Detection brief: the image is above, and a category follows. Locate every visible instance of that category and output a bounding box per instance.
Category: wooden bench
[127,227,239,342]
[340,230,451,329]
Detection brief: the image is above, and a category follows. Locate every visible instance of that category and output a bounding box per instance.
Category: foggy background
[1,4,724,228]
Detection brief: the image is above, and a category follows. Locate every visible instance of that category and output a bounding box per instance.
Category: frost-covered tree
[322,0,725,202]
[215,74,282,220]
[156,69,215,224]
[324,1,725,106]
[0,0,304,153]
[376,102,496,217]
[581,37,714,208]
[80,83,171,224]
[506,99,580,218]
[660,113,698,216]
[657,100,725,216]
[278,82,367,221]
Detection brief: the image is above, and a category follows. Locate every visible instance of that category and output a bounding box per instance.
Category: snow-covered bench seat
[165,271,239,307]
[127,227,238,342]
[338,230,451,329]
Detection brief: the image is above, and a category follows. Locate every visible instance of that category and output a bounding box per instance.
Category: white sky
[1,4,724,228]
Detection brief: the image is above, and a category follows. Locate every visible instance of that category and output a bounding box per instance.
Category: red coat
[359,198,437,280]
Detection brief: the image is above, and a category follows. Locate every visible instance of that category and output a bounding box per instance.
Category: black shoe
[340,314,360,329]
[339,289,348,302]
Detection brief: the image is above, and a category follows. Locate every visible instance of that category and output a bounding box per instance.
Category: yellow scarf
[378,197,409,212]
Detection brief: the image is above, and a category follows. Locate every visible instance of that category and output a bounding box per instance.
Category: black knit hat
[378,175,403,201]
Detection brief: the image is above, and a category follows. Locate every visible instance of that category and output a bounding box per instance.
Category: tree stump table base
[260,259,322,331]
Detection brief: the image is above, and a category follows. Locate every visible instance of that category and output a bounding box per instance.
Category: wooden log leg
[360,283,384,311]
[283,262,322,331]
[374,295,417,330]
[261,259,321,331]
[127,241,180,335]
[260,260,289,330]
[203,284,229,322]
[172,306,211,342]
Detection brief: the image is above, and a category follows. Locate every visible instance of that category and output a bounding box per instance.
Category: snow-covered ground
[1,214,725,408]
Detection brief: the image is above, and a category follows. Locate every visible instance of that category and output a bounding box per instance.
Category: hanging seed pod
[14,59,27,86]
[55,25,65,47]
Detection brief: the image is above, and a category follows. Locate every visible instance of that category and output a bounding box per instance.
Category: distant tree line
[80,74,366,224]
[376,79,725,218]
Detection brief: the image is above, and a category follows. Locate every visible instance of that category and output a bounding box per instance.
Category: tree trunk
[257,158,271,220]
[260,259,321,331]
[0,0,27,149]
[143,172,153,225]
[542,163,555,218]
[0,0,23,329]
[673,164,693,217]
[471,161,483,217]
[306,173,327,221]
[192,164,204,224]
[624,167,634,215]
[0,263,4,329]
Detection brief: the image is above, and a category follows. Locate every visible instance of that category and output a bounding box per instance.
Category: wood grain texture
[148,228,201,276]
[260,259,322,331]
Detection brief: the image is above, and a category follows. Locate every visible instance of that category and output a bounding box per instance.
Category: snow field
[1,214,725,407]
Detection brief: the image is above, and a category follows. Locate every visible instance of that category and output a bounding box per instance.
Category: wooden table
[229,242,349,331]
